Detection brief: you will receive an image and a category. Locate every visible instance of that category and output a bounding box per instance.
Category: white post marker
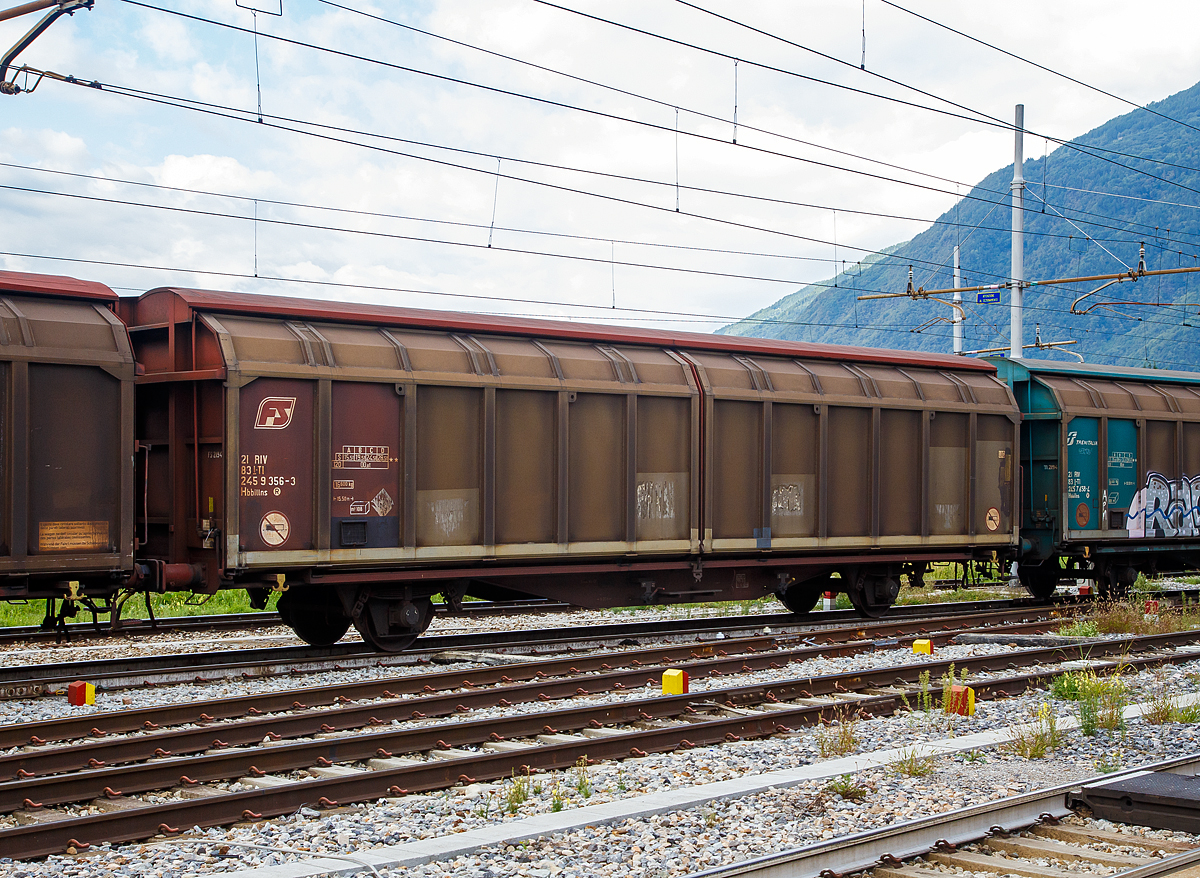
[1010,104,1025,359]
[952,243,963,355]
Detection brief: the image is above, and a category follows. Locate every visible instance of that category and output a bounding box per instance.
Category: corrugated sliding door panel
[416,386,482,547]
[827,406,870,537]
[712,399,761,540]
[879,409,920,536]
[568,393,625,543]
[238,378,315,552]
[28,364,120,556]
[976,415,1014,535]
[1183,422,1200,480]
[770,403,817,538]
[496,389,557,544]
[929,412,968,535]
[635,395,690,542]
[330,382,401,549]
[1146,420,1177,481]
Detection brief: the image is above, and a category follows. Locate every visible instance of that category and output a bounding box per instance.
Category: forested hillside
[722,81,1200,371]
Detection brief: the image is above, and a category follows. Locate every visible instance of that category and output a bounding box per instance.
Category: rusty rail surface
[5,623,1195,857]
[0,600,1070,699]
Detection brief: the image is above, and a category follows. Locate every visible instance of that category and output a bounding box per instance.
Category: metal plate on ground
[1076,772,1200,833]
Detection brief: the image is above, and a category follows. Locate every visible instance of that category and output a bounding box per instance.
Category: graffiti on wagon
[1127,471,1200,538]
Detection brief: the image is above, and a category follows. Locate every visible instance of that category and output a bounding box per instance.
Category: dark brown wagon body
[115,285,1021,647]
[0,271,136,604]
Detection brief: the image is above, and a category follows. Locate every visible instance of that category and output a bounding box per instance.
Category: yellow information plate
[38,520,109,552]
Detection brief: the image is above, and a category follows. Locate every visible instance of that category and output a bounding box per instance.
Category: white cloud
[0,0,1196,331]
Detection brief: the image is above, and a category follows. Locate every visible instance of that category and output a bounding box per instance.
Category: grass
[1002,701,1062,758]
[0,589,281,628]
[895,587,1010,606]
[824,774,869,800]
[1142,678,1200,725]
[816,706,861,757]
[1086,597,1200,636]
[889,747,938,777]
[1058,619,1101,637]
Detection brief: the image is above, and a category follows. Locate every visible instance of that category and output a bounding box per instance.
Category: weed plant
[505,768,532,814]
[573,757,592,799]
[889,747,938,777]
[1142,677,1200,725]
[824,774,869,800]
[816,707,860,757]
[0,589,281,627]
[1003,702,1062,758]
[1058,620,1101,637]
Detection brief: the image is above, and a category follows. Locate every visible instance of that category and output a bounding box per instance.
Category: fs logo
[255,397,297,430]
[1066,431,1076,446]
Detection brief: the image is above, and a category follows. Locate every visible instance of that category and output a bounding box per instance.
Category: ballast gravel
[3,650,1200,877]
[0,599,800,667]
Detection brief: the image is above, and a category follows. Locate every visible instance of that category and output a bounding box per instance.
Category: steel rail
[0,609,1066,749]
[0,600,578,645]
[684,753,1200,878]
[7,637,1200,860]
[4,626,1195,812]
[0,602,1065,696]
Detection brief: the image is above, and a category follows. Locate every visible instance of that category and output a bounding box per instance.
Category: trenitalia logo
[255,397,297,429]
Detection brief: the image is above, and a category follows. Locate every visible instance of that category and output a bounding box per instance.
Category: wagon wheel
[1017,561,1060,601]
[353,594,434,653]
[776,574,832,614]
[277,587,353,647]
[846,568,899,619]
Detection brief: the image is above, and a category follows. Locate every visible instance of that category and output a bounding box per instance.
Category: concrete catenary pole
[952,243,963,354]
[1010,104,1025,359]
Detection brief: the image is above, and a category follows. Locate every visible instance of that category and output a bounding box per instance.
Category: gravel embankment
[1,646,1197,877]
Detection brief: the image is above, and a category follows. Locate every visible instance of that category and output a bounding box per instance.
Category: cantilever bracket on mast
[856,264,968,331]
[0,0,93,95]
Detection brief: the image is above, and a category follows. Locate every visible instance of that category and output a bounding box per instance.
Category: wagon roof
[0,270,118,302]
[143,285,996,372]
[987,356,1200,386]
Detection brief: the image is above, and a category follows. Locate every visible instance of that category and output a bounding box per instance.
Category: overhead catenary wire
[16,3,1200,343]
[878,0,1200,139]
[38,73,1200,288]
[125,0,1200,194]
[26,1,1197,262]
[541,0,1200,200]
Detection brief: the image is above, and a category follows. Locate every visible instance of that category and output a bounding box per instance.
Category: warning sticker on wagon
[39,520,109,552]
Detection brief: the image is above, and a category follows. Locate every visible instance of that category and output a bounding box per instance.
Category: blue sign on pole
[977,291,1002,305]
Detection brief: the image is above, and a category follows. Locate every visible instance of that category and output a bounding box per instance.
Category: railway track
[693,753,1200,878]
[0,601,1073,698]
[3,617,1199,859]
[0,599,574,645]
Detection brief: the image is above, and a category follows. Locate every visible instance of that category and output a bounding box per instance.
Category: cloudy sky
[1,0,1198,332]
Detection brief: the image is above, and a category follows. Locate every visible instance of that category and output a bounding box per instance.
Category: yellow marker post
[912,638,933,655]
[662,669,689,695]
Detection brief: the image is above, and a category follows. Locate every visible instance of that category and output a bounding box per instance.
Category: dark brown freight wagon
[0,271,136,616]
[120,286,1021,650]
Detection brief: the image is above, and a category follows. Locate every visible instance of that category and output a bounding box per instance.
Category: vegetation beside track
[0,589,281,628]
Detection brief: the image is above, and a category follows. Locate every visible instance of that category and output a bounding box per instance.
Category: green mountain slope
[721,81,1200,371]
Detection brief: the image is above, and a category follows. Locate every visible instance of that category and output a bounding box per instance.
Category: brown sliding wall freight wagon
[0,271,137,612]
[119,285,1021,650]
